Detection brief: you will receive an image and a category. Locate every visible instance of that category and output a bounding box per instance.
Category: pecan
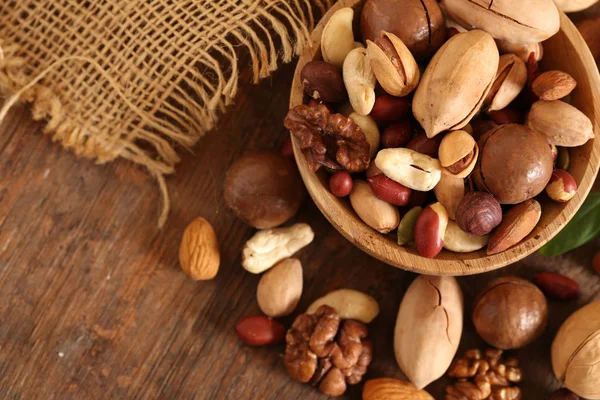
[284,104,370,173]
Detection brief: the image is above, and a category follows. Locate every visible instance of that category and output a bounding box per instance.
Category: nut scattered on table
[306,289,379,324]
[242,223,314,274]
[363,378,434,400]
[395,275,463,389]
[284,305,373,396]
[552,301,600,399]
[445,348,523,400]
[534,271,580,301]
[473,276,548,349]
[235,315,286,346]
[179,217,220,280]
[256,258,303,317]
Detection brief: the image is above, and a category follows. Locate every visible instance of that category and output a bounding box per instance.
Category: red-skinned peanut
[534,271,580,300]
[406,132,443,158]
[550,144,558,163]
[235,315,286,346]
[366,164,383,178]
[407,190,430,207]
[381,121,413,148]
[329,171,353,197]
[546,169,577,202]
[367,174,412,206]
[487,108,524,125]
[369,95,411,123]
[414,202,449,258]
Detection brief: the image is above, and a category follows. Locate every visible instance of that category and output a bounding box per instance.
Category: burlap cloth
[0,0,333,226]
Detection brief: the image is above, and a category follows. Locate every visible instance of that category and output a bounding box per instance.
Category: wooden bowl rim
[289,0,600,276]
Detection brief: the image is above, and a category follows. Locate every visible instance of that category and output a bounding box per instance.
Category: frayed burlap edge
[0,0,333,227]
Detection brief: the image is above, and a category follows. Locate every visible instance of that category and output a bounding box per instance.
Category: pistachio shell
[413,30,499,138]
[321,8,355,68]
[439,130,476,166]
[441,0,560,44]
[367,31,420,97]
[486,54,527,111]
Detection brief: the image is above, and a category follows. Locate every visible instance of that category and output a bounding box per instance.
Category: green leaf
[539,192,600,257]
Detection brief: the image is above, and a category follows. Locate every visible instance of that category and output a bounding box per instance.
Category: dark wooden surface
[1,38,600,400]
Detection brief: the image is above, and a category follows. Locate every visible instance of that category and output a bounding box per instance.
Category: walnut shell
[473,276,548,350]
[473,124,553,204]
[224,151,305,229]
[360,0,445,61]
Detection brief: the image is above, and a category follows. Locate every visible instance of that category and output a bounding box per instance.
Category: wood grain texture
[0,15,599,400]
[290,0,600,275]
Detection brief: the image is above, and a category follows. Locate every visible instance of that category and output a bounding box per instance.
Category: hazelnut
[473,276,548,350]
[546,169,577,203]
[473,124,553,204]
[224,151,305,229]
[438,130,478,178]
[360,0,445,61]
[300,61,346,103]
[455,192,502,236]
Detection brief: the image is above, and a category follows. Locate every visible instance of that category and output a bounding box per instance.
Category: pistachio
[343,48,377,116]
[527,100,595,147]
[349,113,380,158]
[441,0,560,44]
[321,7,355,68]
[349,180,400,234]
[485,54,527,111]
[433,173,465,220]
[496,39,544,62]
[443,221,489,253]
[397,206,423,246]
[413,30,499,138]
[374,148,442,192]
[367,31,420,97]
[438,130,479,178]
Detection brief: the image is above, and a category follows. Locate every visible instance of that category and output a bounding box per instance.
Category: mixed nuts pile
[283,0,595,259]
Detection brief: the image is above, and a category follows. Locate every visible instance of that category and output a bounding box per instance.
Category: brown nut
[367,174,412,206]
[381,121,413,148]
[487,199,542,255]
[349,113,380,158]
[527,100,595,147]
[485,54,527,112]
[546,169,577,203]
[321,7,355,68]
[343,48,377,116]
[369,94,411,123]
[414,202,449,258]
[361,0,446,61]
[443,220,489,253]
[367,31,420,97]
[532,70,577,101]
[301,61,346,103]
[473,124,553,204]
[548,389,580,400]
[455,192,502,236]
[470,119,499,141]
[438,130,478,178]
[433,173,465,220]
[257,258,303,318]
[349,180,400,234]
[363,378,435,400]
[179,217,220,280]
[224,151,305,229]
[406,131,443,158]
[235,315,286,346]
[473,276,548,350]
[487,108,524,125]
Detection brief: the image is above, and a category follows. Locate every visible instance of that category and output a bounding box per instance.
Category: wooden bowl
[289,0,600,275]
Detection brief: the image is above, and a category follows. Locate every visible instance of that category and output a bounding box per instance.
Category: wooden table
[1,44,600,400]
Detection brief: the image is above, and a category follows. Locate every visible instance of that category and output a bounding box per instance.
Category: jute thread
[0,0,333,226]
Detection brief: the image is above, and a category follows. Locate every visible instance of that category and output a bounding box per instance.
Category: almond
[487,199,541,255]
[363,378,434,400]
[179,217,220,280]
[532,70,577,101]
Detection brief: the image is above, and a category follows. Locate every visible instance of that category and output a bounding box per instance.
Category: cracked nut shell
[473,276,548,350]
[438,130,478,177]
[361,0,445,61]
[473,124,553,204]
